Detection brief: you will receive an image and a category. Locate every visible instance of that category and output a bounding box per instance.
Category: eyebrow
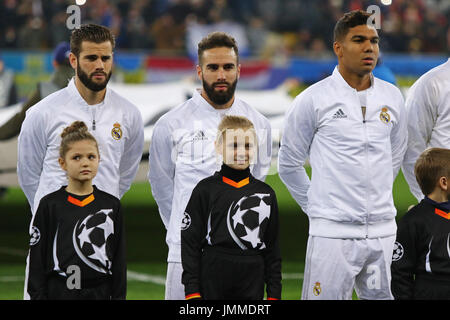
[83,54,112,59]
[206,62,235,67]
[351,35,379,41]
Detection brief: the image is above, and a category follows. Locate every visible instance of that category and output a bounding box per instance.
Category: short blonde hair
[216,115,256,145]
[414,148,450,196]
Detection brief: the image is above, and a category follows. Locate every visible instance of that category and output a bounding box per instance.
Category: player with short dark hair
[18,23,143,215]
[27,121,126,300]
[392,148,450,299]
[278,9,407,299]
[181,115,281,300]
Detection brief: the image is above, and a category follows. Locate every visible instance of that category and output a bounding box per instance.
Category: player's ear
[439,176,448,191]
[196,64,203,81]
[333,41,342,58]
[58,157,67,171]
[69,52,77,71]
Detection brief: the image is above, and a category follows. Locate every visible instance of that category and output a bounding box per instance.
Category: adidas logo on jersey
[192,130,208,141]
[332,108,347,119]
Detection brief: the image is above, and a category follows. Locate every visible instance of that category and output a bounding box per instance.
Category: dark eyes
[353,38,379,44]
[231,143,253,149]
[72,155,97,160]
[207,64,235,71]
[86,56,111,62]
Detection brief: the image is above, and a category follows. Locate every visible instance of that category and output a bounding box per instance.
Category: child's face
[59,139,99,184]
[218,128,256,170]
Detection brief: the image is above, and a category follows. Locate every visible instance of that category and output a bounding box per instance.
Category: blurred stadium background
[0,0,449,300]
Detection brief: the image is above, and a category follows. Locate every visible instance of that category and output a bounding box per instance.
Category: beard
[202,77,238,106]
[77,64,112,92]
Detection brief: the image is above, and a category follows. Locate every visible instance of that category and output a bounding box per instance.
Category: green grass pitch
[0,169,416,300]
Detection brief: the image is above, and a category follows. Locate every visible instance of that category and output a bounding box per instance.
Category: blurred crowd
[0,0,449,58]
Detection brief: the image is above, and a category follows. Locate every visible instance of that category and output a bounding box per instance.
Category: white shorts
[301,235,395,300]
[165,262,185,300]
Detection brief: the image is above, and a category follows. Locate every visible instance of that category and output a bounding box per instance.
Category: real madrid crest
[379,107,391,124]
[111,122,122,140]
[313,282,322,296]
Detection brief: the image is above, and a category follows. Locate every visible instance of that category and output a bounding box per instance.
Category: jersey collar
[65,185,97,207]
[67,77,111,107]
[424,196,450,213]
[220,164,251,188]
[331,66,375,93]
[67,194,95,207]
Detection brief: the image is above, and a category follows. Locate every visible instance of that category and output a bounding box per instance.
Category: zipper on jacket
[91,108,96,131]
[361,105,370,238]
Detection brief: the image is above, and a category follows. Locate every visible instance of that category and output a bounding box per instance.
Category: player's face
[197,47,240,107]
[218,128,256,170]
[59,139,100,184]
[334,24,379,76]
[72,41,113,92]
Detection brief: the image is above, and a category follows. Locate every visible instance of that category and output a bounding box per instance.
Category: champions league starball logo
[29,226,41,246]
[72,209,115,274]
[181,212,192,231]
[392,241,404,261]
[227,193,271,250]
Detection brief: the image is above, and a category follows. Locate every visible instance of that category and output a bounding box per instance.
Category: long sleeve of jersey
[278,93,316,212]
[181,184,208,298]
[401,81,437,202]
[119,110,144,199]
[27,199,51,299]
[390,93,408,179]
[111,203,127,299]
[17,107,47,211]
[391,213,417,299]
[148,118,175,229]
[263,191,282,300]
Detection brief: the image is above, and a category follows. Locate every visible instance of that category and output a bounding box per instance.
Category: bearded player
[148,31,272,300]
